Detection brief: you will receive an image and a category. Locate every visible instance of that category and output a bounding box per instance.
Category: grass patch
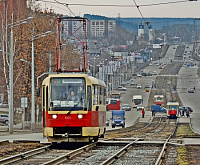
[174,124,199,138]
[177,146,189,165]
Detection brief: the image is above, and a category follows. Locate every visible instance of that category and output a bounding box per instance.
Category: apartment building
[90,19,116,38]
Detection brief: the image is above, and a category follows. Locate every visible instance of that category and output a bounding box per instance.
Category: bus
[154,95,164,106]
[111,91,120,99]
[132,95,143,108]
[106,98,120,110]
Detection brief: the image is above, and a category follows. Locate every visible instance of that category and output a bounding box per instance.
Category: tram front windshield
[50,77,86,111]
[169,105,178,110]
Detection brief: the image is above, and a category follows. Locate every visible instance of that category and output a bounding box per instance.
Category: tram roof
[167,102,179,106]
[87,76,106,87]
[154,95,164,98]
[45,72,106,87]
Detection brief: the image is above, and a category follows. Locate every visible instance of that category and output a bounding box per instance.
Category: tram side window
[99,87,106,105]
[42,86,45,110]
[93,85,98,105]
[46,86,48,111]
[99,87,102,104]
[104,88,106,105]
[87,86,92,110]
[42,86,46,127]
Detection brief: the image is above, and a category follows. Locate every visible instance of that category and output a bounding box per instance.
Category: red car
[188,88,195,93]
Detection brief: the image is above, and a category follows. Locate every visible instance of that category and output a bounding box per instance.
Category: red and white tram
[167,102,180,118]
[154,95,164,106]
[41,73,106,142]
[37,17,107,142]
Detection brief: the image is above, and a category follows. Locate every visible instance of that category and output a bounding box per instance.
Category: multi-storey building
[61,15,116,40]
[90,19,115,38]
[61,17,84,40]
[90,20,105,38]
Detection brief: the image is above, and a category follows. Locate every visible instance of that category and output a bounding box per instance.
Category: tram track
[0,116,178,165]
[0,60,196,164]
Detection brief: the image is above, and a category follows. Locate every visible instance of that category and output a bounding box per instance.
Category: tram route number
[65,116,72,119]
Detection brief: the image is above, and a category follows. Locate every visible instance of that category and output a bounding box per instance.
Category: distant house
[113,52,128,61]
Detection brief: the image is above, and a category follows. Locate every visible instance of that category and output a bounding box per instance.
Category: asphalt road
[106,43,200,134]
[177,64,200,133]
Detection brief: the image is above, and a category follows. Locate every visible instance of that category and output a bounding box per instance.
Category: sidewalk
[0,132,48,143]
[0,123,44,143]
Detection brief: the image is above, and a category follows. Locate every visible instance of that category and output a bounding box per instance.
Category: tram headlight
[52,114,57,119]
[78,114,83,119]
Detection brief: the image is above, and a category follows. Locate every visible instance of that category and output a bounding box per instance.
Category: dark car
[179,106,193,113]
[132,73,137,77]
[122,104,132,111]
[144,84,150,89]
[0,114,9,125]
[147,72,152,76]
[106,119,109,126]
[141,72,147,76]
[188,88,195,93]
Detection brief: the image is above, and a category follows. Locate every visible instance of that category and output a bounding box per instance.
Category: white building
[138,24,145,39]
[149,28,156,42]
[90,19,116,38]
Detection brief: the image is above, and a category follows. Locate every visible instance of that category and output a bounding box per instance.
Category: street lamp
[31,30,51,131]
[8,16,33,134]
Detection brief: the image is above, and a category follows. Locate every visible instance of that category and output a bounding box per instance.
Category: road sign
[21,97,27,108]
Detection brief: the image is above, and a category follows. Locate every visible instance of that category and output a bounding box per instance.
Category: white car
[136,84,142,89]
[152,71,157,75]
[137,105,144,111]
[117,86,127,91]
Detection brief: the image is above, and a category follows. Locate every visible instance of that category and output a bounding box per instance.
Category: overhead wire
[53,0,76,17]
[132,0,151,29]
[37,0,199,30]
[38,0,194,8]
[37,0,199,19]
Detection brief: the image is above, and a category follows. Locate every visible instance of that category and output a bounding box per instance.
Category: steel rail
[42,142,97,165]
[144,117,169,138]
[0,145,51,164]
[101,118,174,165]
[133,115,165,139]
[154,119,178,165]
[100,139,142,165]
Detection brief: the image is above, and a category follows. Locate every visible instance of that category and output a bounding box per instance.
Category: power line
[133,0,144,20]
[139,0,191,7]
[38,0,196,8]
[132,0,151,29]
[37,0,199,22]
[53,0,76,17]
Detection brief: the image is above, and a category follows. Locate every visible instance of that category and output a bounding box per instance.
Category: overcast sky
[36,0,200,18]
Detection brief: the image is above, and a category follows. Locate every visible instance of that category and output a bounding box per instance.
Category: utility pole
[9,14,14,134]
[31,30,35,131]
